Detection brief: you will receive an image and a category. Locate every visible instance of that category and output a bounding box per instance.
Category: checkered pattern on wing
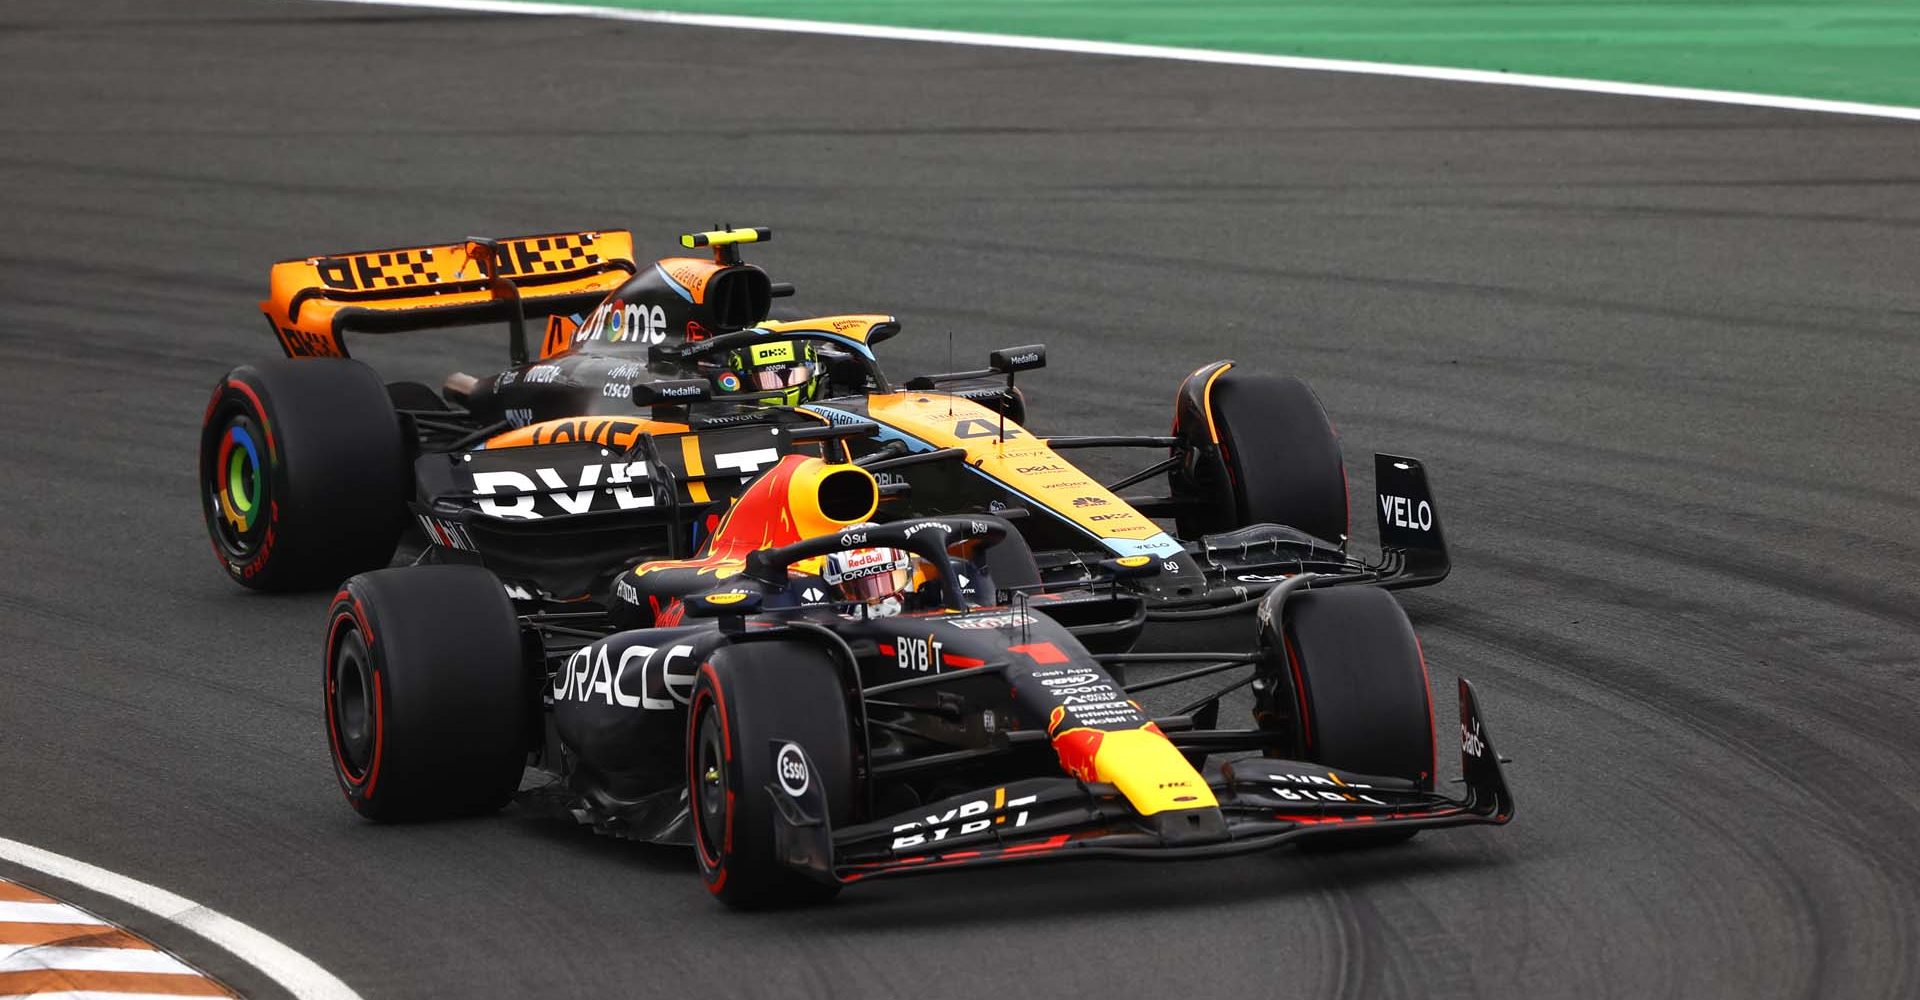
[360,248,440,287]
[508,233,605,275]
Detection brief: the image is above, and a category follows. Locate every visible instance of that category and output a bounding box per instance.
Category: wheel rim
[207,411,269,558]
[330,625,375,780]
[693,704,728,863]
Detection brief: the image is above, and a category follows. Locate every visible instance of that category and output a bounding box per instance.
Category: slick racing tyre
[689,640,854,908]
[1171,366,1348,547]
[325,565,529,822]
[1258,586,1434,848]
[200,358,409,591]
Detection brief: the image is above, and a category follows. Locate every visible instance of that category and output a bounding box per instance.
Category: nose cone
[1054,724,1222,828]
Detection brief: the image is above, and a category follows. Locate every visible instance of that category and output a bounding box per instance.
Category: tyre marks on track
[1415,593,1919,999]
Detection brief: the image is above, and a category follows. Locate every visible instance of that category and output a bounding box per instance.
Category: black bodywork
[519,516,1512,883]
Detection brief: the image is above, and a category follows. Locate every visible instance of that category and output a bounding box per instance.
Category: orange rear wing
[260,230,636,358]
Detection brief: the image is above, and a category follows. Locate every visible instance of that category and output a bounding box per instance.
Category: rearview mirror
[631,379,711,406]
[685,588,764,617]
[989,345,1046,374]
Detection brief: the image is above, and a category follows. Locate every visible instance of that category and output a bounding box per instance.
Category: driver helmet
[706,338,824,405]
[822,546,915,619]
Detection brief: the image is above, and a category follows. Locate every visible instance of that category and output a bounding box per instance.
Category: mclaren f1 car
[323,452,1513,907]
[201,226,861,596]
[203,226,1447,641]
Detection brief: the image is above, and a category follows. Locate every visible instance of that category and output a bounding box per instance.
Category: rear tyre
[200,358,409,591]
[1259,586,1434,848]
[324,565,529,821]
[1172,367,1348,546]
[689,640,853,908]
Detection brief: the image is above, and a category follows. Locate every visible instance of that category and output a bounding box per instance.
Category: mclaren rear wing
[260,230,636,359]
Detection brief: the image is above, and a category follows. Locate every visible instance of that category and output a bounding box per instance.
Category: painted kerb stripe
[0,840,362,1000]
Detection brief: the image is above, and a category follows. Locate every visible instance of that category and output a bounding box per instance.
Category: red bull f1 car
[201,227,1449,640]
[322,452,1513,907]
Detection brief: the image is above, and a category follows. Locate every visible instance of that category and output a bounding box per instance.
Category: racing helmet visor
[838,565,912,602]
[823,547,913,603]
[746,362,817,391]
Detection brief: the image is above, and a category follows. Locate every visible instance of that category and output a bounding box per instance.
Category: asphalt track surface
[1,2,1917,997]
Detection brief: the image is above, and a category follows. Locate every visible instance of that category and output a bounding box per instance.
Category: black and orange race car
[321,451,1513,907]
[201,226,1447,633]
[201,226,864,597]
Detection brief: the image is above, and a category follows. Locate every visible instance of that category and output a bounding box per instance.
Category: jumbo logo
[472,462,653,519]
[554,641,696,710]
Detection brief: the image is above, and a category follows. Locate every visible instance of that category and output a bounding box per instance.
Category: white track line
[301,0,1920,121]
[0,838,362,1000]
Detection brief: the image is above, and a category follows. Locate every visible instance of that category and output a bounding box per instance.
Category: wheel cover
[329,626,375,779]
[693,705,728,864]
[207,412,269,558]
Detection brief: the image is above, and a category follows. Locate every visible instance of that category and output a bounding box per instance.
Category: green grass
[524,1,1920,108]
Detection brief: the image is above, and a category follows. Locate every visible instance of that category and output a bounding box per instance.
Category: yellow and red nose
[1052,723,1219,816]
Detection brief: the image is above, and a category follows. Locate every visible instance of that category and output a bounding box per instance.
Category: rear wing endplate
[260,230,636,358]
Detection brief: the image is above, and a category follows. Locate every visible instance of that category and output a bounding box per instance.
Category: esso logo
[776,743,809,797]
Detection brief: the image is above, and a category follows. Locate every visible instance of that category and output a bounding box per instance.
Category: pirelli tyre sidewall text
[325,565,529,821]
[200,358,409,591]
[690,640,853,908]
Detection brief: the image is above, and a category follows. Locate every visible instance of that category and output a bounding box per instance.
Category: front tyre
[1171,364,1348,546]
[325,565,529,821]
[1257,586,1435,848]
[200,358,409,591]
[689,640,853,908]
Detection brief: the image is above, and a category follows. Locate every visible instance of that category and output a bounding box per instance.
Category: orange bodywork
[480,415,689,451]
[858,393,1166,543]
[756,314,898,346]
[655,257,722,302]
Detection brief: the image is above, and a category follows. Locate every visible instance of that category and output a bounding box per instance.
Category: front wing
[770,678,1514,886]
